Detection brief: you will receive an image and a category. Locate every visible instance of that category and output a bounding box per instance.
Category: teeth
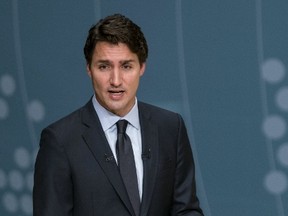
[110,90,123,93]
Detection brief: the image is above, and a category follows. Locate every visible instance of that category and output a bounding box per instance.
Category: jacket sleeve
[33,127,73,216]
[171,115,204,216]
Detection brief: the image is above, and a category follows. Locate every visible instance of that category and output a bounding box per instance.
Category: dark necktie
[116,120,140,216]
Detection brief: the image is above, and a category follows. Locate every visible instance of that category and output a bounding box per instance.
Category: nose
[110,68,122,87]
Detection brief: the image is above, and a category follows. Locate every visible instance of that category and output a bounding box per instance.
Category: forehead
[93,42,138,62]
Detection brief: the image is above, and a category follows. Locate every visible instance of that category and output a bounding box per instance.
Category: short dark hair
[84,14,148,66]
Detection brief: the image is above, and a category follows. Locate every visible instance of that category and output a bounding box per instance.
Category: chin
[107,105,124,115]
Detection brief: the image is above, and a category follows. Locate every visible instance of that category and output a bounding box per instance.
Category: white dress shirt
[92,95,143,199]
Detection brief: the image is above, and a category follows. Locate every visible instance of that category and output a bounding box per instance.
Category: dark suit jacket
[33,99,203,216]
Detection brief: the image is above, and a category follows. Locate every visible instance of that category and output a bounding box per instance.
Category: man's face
[87,42,145,117]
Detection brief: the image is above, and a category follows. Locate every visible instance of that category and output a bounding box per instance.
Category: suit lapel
[138,104,159,216]
[81,101,136,216]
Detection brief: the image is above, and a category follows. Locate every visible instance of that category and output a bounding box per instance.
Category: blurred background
[0,0,288,215]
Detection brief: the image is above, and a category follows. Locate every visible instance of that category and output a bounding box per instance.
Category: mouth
[108,89,125,99]
[108,89,125,94]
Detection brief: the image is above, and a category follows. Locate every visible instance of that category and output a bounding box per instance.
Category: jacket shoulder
[138,101,182,124]
[44,100,94,133]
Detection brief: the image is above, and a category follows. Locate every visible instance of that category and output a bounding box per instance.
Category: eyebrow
[96,59,136,64]
[120,60,135,64]
[96,60,110,64]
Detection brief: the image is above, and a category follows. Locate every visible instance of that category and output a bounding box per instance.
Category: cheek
[90,76,105,92]
[132,76,141,87]
[128,78,140,93]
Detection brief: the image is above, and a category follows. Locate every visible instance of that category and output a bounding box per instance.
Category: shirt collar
[92,95,140,131]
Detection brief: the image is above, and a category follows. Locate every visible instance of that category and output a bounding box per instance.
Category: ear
[86,64,92,78]
[140,63,146,76]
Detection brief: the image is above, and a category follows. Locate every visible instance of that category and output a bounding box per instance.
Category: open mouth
[108,90,125,94]
[108,90,125,99]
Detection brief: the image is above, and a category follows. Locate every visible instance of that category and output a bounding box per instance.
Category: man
[33,14,204,216]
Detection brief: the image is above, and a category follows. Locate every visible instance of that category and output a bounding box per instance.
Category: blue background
[1,1,288,215]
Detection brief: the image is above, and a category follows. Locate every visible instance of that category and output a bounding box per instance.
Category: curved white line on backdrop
[255,1,285,215]
[255,0,276,169]
[12,0,38,149]
[175,1,211,215]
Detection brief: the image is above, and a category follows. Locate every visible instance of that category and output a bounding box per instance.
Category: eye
[98,64,111,71]
[121,64,132,70]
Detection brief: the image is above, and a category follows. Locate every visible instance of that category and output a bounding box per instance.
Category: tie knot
[116,120,128,134]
